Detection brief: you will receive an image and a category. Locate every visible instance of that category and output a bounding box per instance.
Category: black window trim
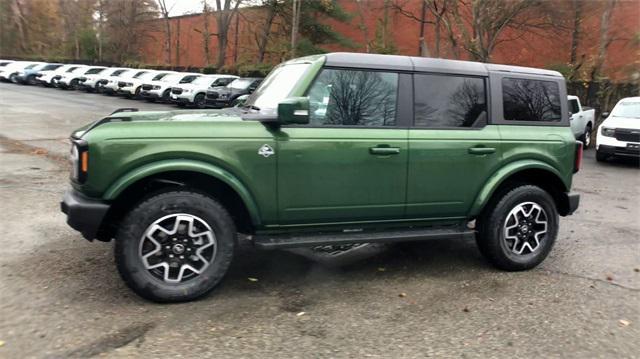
[410,72,490,130]
[490,72,569,127]
[283,66,406,130]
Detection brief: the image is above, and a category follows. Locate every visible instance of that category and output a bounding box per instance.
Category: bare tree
[213,0,242,68]
[256,0,278,62]
[446,0,560,62]
[590,0,616,81]
[290,0,301,57]
[194,0,214,65]
[157,0,172,64]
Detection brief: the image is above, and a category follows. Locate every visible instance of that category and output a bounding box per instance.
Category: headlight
[70,139,89,183]
[601,127,615,137]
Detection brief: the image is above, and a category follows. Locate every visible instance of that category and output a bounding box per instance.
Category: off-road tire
[115,191,236,302]
[476,185,558,271]
[580,124,592,149]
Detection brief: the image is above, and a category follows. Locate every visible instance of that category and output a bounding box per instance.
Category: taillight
[574,141,583,173]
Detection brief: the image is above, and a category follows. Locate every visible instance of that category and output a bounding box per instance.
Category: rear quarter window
[503,78,561,122]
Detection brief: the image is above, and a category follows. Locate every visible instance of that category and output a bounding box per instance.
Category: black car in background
[205,77,262,108]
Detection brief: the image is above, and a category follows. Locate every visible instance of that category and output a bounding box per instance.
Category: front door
[276,68,408,225]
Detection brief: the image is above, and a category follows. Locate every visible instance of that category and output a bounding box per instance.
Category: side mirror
[601,111,610,118]
[234,94,249,107]
[278,97,309,125]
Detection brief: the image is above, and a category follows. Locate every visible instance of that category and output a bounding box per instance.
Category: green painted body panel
[274,127,408,224]
[70,54,577,233]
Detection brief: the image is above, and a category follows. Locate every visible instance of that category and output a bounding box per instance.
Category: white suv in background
[78,67,128,92]
[596,97,640,162]
[139,72,202,102]
[101,69,149,94]
[38,64,84,87]
[58,66,106,89]
[170,74,238,108]
[0,61,43,82]
[116,71,177,98]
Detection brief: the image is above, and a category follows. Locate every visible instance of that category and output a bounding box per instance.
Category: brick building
[138,0,639,81]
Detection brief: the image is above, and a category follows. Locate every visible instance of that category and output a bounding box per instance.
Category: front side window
[414,74,486,127]
[307,68,398,126]
[503,78,561,122]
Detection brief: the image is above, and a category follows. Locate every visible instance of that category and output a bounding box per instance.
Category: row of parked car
[0,60,263,109]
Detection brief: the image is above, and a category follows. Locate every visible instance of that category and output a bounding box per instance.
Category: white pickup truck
[568,95,596,148]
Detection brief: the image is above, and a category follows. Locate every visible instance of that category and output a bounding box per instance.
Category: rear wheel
[69,79,79,90]
[115,191,236,302]
[26,75,37,85]
[476,185,558,271]
[580,124,592,149]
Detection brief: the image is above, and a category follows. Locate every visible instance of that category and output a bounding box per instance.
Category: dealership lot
[0,83,638,358]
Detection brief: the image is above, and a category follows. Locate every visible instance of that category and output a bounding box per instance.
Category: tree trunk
[257,1,277,62]
[290,0,301,58]
[591,0,616,81]
[569,0,583,65]
[418,0,429,57]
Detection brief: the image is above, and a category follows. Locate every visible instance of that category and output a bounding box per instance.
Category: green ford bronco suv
[61,53,581,302]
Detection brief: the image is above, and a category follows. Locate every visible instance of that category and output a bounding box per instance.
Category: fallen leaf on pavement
[606,275,613,281]
[247,277,258,282]
[377,267,386,272]
[296,312,306,317]
[463,307,470,313]
[619,319,631,327]
[32,149,47,155]
[398,292,406,298]
[0,340,4,347]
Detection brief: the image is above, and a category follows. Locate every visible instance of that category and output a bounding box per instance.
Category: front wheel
[476,185,558,271]
[115,191,236,302]
[596,150,608,162]
[194,93,206,108]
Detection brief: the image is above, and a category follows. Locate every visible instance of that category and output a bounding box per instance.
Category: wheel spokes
[503,202,548,255]
[139,214,217,283]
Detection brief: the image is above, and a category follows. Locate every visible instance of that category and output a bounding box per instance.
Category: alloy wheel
[503,202,548,255]
[139,213,217,283]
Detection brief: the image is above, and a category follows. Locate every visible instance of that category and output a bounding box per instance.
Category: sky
[164,0,206,17]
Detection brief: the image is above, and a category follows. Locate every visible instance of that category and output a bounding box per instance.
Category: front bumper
[170,93,195,104]
[141,89,162,99]
[205,98,232,108]
[597,144,640,158]
[117,86,136,95]
[61,189,110,241]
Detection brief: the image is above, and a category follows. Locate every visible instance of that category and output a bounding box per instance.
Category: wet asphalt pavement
[0,82,639,358]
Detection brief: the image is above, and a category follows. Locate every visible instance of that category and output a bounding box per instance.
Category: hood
[601,116,640,130]
[73,108,246,139]
[175,83,207,92]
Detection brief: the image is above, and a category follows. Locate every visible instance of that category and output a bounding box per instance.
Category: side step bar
[253,227,475,250]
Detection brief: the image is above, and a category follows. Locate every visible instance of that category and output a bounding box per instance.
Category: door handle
[468,147,496,155]
[369,146,400,155]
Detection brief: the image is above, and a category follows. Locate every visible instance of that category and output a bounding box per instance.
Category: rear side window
[414,74,487,127]
[307,68,398,127]
[503,78,561,122]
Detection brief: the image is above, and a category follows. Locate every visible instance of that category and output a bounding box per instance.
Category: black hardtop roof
[323,52,563,78]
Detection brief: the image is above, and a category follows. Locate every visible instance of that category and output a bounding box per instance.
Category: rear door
[407,73,502,219]
[276,68,409,224]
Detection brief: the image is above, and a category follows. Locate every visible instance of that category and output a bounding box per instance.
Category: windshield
[72,67,87,74]
[24,64,38,70]
[109,69,126,76]
[41,64,61,71]
[132,71,148,79]
[611,101,640,119]
[244,64,309,111]
[192,76,213,85]
[152,72,171,81]
[85,67,105,75]
[229,78,254,90]
[179,75,199,84]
